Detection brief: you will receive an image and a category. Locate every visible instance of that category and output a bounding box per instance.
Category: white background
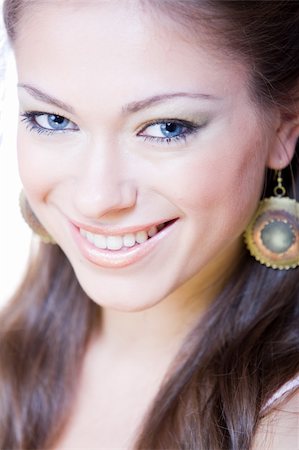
[0,2,31,308]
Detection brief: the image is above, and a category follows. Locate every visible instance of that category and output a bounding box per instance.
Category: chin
[73,269,170,313]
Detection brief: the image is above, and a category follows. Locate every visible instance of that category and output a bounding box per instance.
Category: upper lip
[70,218,176,236]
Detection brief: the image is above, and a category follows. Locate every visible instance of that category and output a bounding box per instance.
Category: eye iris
[161,122,183,138]
[47,114,69,130]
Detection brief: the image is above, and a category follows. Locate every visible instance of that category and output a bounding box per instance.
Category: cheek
[17,130,68,201]
[160,140,266,231]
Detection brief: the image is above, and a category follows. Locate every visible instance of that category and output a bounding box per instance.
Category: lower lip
[70,220,178,269]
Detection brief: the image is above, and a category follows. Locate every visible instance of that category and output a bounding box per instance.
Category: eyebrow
[18,83,219,116]
[123,92,219,114]
[18,83,76,114]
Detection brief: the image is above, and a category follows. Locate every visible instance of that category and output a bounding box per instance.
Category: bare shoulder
[252,390,299,450]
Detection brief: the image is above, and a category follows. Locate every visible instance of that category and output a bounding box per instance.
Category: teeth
[79,224,162,250]
[86,231,95,244]
[94,234,107,249]
[123,233,135,248]
[157,223,166,231]
[135,230,148,244]
[107,236,123,250]
[80,229,87,238]
[148,226,158,238]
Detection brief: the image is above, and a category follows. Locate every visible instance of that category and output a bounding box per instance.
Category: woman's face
[15,1,278,311]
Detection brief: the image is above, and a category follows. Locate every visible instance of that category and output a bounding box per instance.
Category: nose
[73,141,137,219]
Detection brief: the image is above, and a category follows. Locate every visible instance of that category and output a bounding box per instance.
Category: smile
[79,223,165,251]
[71,219,178,269]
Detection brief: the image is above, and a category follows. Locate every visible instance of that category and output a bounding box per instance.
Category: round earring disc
[244,197,299,269]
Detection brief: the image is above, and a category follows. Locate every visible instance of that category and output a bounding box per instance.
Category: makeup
[70,219,178,268]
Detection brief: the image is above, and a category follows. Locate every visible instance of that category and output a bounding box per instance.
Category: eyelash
[137,119,201,145]
[20,111,77,136]
[20,111,202,144]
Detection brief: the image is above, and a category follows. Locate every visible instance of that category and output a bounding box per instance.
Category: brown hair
[1,1,299,449]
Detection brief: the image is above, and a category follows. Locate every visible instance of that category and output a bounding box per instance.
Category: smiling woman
[0,1,299,449]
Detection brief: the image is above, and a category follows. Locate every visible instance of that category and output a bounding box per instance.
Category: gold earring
[19,191,56,244]
[244,170,299,269]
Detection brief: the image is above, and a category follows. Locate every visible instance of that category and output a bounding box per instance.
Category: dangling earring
[244,170,299,269]
[19,190,56,244]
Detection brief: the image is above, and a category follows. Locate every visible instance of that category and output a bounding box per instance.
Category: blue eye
[160,122,184,138]
[138,119,201,145]
[20,111,79,135]
[45,114,70,130]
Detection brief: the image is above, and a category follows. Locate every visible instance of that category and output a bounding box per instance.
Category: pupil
[165,122,177,133]
[51,115,64,124]
[48,114,69,129]
[161,122,183,138]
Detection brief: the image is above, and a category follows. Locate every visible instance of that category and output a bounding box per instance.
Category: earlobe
[267,116,299,170]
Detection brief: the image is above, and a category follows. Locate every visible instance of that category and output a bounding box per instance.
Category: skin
[13,1,298,448]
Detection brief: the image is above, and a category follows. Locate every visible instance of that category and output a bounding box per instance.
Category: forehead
[15,0,249,113]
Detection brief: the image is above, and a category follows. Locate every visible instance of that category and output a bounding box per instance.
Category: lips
[79,222,167,251]
[70,219,178,268]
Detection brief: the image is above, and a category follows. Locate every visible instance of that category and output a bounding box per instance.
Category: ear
[267,113,299,170]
